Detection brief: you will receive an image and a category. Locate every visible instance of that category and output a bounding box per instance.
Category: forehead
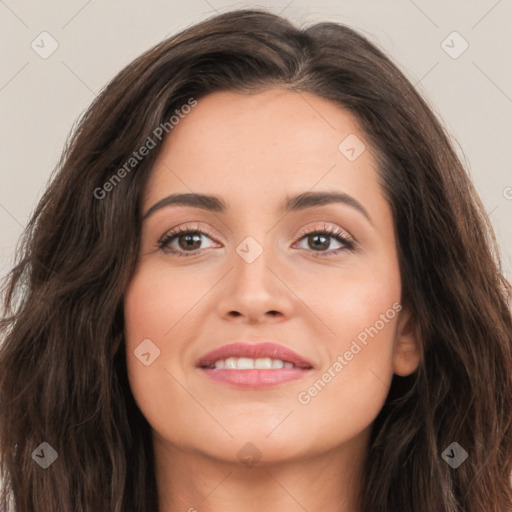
[143,89,384,216]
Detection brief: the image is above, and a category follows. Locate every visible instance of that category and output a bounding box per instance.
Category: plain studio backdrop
[1,0,511,282]
[0,0,511,495]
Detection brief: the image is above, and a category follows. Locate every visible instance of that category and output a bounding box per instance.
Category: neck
[154,427,370,512]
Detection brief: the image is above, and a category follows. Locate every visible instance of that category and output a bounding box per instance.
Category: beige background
[1,0,511,284]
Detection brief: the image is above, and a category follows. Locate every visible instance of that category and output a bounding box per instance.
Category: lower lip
[199,368,311,388]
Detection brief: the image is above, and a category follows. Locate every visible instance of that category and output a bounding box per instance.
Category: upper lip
[197,341,314,369]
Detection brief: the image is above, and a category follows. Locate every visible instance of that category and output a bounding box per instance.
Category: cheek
[293,259,401,426]
[123,261,204,347]
[123,266,196,443]
[295,305,399,442]
[123,266,175,398]
[297,250,401,362]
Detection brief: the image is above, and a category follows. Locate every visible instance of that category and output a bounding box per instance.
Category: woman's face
[123,89,420,467]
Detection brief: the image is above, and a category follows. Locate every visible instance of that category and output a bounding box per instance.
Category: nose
[216,237,294,324]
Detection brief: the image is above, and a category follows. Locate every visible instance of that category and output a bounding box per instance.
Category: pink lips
[196,341,314,389]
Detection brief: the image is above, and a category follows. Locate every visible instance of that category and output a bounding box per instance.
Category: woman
[1,8,511,512]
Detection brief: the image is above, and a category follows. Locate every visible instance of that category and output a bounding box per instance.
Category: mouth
[196,341,314,389]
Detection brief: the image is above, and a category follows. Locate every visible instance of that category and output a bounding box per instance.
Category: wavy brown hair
[1,8,511,512]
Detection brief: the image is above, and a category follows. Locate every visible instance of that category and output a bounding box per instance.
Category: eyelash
[157,223,356,258]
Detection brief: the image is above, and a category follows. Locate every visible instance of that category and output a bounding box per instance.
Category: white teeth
[210,357,296,369]
[255,358,272,369]
[237,357,254,369]
[225,357,237,369]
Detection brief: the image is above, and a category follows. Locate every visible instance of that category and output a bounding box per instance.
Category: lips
[196,341,314,369]
[196,341,314,389]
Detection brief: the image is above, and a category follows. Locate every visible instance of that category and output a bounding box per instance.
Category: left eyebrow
[142,190,372,225]
[283,191,372,224]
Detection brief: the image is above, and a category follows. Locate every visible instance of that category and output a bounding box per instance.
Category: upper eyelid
[159,222,353,238]
[157,222,355,248]
[297,223,353,240]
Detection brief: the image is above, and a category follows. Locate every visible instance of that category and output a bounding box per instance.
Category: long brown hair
[1,8,511,512]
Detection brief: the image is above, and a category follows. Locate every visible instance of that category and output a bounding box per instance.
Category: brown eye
[294,224,355,256]
[158,225,217,257]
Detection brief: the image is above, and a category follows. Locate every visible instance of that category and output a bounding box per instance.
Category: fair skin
[123,89,421,512]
